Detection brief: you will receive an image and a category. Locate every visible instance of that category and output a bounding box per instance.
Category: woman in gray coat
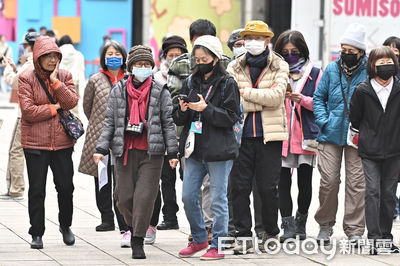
[93,45,178,260]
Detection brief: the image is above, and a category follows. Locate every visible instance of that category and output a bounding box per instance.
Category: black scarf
[246,48,269,86]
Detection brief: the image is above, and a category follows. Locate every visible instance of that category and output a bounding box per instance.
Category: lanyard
[198,85,214,122]
[247,65,266,88]
[204,85,213,100]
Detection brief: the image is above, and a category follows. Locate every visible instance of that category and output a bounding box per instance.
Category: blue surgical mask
[105,57,123,70]
[233,46,247,57]
[132,67,152,82]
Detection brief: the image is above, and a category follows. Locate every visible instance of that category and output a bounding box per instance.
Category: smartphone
[178,94,190,103]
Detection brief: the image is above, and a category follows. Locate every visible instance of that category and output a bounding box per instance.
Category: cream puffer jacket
[227,50,289,143]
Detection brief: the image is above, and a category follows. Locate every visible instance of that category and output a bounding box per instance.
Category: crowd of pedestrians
[1,18,400,261]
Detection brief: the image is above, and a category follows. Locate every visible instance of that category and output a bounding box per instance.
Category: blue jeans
[182,158,232,248]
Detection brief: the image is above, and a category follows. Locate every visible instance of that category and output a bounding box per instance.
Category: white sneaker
[144,226,156,245]
[120,231,131,248]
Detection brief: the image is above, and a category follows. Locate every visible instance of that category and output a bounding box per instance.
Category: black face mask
[376,64,396,81]
[197,61,214,75]
[341,52,359,68]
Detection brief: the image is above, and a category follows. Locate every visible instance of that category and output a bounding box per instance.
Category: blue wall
[17,0,133,76]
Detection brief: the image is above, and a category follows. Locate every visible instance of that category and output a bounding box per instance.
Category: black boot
[131,236,146,259]
[60,226,75,246]
[31,236,43,249]
[279,216,296,243]
[295,211,308,240]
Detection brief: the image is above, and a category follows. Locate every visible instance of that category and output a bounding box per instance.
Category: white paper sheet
[98,155,109,191]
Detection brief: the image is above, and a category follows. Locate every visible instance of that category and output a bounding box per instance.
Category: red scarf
[123,76,152,165]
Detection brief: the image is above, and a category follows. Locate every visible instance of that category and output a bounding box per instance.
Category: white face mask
[233,46,247,57]
[244,40,266,56]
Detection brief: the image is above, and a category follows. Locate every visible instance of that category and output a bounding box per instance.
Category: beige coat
[227,51,289,142]
[4,53,34,91]
[78,72,113,177]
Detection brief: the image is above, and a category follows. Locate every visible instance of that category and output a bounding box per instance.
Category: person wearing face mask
[93,45,178,259]
[18,36,79,249]
[313,23,368,245]
[383,37,400,78]
[154,35,187,86]
[226,20,289,253]
[274,30,323,243]
[226,27,266,245]
[173,35,240,260]
[350,46,400,255]
[144,35,187,244]
[226,29,246,60]
[78,40,131,247]
[167,19,231,244]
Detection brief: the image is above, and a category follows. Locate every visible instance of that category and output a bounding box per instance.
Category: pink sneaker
[200,248,225,260]
[178,240,208,258]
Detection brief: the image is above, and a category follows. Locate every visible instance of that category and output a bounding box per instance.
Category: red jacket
[18,36,79,150]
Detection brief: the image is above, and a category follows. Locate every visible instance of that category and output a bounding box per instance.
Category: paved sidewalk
[1,92,400,265]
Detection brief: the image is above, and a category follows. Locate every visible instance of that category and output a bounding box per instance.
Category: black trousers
[227,176,265,237]
[150,157,179,226]
[231,138,282,237]
[25,148,74,237]
[279,164,313,217]
[94,159,129,232]
[362,157,400,240]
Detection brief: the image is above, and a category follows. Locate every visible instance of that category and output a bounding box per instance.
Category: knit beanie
[162,35,188,56]
[193,35,223,59]
[127,45,155,71]
[340,23,367,51]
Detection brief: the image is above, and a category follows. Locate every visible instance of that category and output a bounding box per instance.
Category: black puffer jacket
[173,71,241,162]
[350,76,400,160]
[96,78,178,159]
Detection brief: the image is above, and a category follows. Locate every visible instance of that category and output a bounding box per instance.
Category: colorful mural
[149,0,241,64]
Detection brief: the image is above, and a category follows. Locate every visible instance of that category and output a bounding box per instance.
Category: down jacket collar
[231,49,284,73]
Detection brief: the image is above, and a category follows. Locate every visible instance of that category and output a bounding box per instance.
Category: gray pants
[362,157,400,240]
[114,149,163,237]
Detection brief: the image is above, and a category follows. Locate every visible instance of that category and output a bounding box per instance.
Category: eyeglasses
[134,62,152,68]
[42,53,59,60]
[233,43,244,48]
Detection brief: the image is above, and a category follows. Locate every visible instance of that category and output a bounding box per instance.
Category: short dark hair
[383,36,400,51]
[189,19,216,41]
[100,40,127,71]
[40,26,47,31]
[274,30,310,60]
[58,35,73,47]
[46,30,55,37]
[27,28,36,33]
[367,46,399,78]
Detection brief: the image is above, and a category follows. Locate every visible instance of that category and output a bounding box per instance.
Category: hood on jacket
[59,44,78,66]
[33,36,62,81]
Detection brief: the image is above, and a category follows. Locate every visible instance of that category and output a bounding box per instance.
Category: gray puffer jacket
[96,78,178,159]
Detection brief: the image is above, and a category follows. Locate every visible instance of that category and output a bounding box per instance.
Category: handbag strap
[34,71,56,104]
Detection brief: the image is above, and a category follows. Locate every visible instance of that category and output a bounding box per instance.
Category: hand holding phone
[178,94,190,103]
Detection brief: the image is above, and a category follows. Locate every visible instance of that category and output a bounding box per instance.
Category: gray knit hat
[127,45,155,71]
[340,23,367,51]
